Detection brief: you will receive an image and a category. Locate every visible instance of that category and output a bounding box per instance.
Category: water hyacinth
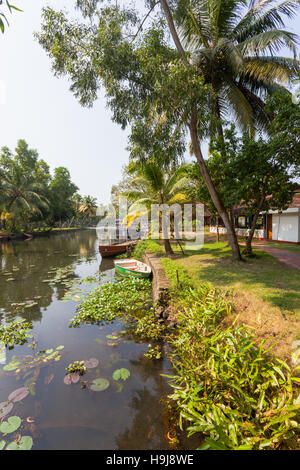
[69,277,152,327]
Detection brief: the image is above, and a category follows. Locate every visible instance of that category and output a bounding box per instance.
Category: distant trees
[0,139,99,231]
[36,0,300,260]
[118,162,191,254]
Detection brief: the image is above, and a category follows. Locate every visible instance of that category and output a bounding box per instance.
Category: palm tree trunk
[159,0,241,261]
[189,108,242,261]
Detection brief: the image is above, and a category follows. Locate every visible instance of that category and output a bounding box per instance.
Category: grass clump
[165,285,300,450]
[69,277,152,327]
[131,239,164,260]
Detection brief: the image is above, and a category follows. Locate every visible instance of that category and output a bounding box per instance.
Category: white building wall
[209,227,265,238]
[272,213,300,242]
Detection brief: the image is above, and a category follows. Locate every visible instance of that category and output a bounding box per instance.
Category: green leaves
[70,277,151,327]
[0,416,21,434]
[112,368,130,381]
[5,436,33,450]
[90,378,110,392]
[166,283,300,450]
[0,2,22,34]
[0,320,33,349]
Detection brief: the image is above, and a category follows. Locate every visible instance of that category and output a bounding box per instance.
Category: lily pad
[71,373,80,383]
[0,440,6,450]
[6,436,33,450]
[3,360,21,372]
[84,358,99,369]
[8,387,30,403]
[0,402,13,419]
[56,345,64,350]
[0,416,21,434]
[113,368,130,381]
[63,374,72,385]
[90,378,110,392]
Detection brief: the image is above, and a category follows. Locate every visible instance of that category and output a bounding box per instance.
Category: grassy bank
[162,277,300,450]
[133,239,300,359]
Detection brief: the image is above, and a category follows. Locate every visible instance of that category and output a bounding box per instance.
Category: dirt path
[251,244,300,270]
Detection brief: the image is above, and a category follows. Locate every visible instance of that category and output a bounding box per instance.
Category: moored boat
[99,240,138,258]
[114,259,152,278]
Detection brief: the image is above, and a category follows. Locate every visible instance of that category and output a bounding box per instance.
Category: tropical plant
[78,195,98,218]
[120,162,192,254]
[0,1,21,33]
[36,0,300,260]
[163,268,300,450]
[0,161,49,231]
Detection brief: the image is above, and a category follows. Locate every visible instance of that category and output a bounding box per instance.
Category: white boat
[114,259,152,278]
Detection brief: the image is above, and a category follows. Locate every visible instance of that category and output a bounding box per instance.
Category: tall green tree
[78,195,98,218]
[120,162,191,254]
[36,0,300,259]
[0,161,49,231]
[48,167,79,223]
[0,140,50,230]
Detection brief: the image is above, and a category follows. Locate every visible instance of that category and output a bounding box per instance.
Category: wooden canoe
[99,240,137,258]
[99,244,127,258]
[114,259,152,278]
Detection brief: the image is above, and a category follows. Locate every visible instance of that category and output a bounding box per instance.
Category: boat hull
[114,263,151,279]
[99,245,127,258]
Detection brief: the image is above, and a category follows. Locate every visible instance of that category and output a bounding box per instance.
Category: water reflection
[0,230,98,324]
[0,230,197,450]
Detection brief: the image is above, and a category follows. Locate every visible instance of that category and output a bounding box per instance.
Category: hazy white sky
[0,1,299,204]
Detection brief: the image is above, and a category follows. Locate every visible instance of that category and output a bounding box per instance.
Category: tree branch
[131,1,160,42]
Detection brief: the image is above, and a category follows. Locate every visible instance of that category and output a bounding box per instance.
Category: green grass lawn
[134,238,300,317]
[137,238,300,356]
[174,241,300,317]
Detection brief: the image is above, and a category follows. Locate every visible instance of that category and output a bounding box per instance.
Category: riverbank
[0,227,86,242]
[0,230,181,450]
[128,239,300,449]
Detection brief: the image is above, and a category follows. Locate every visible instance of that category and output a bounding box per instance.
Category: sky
[0,1,299,204]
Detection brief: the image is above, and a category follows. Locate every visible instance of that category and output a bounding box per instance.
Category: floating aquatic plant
[69,277,151,327]
[0,402,13,419]
[90,378,110,392]
[8,387,29,403]
[65,360,86,376]
[83,358,99,369]
[0,416,21,434]
[144,345,162,360]
[0,320,33,349]
[112,368,130,381]
[5,435,33,450]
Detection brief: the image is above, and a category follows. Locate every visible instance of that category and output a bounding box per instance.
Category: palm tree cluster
[160,0,300,259]
[117,162,192,254]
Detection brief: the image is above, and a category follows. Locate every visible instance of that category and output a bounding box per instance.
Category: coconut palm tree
[160,0,300,259]
[120,162,191,254]
[0,162,49,231]
[78,196,98,218]
[170,0,299,134]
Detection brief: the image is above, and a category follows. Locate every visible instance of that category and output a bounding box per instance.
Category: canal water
[0,230,190,450]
